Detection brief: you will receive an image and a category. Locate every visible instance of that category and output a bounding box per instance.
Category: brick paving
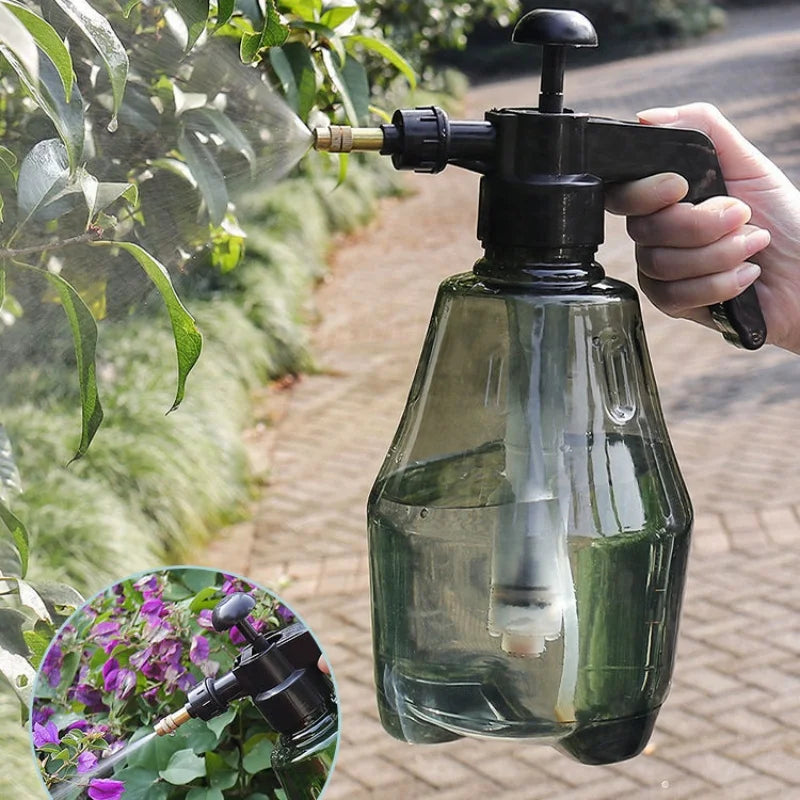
[203,6,800,798]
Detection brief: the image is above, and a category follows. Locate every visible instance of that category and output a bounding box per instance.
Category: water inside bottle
[368,435,690,756]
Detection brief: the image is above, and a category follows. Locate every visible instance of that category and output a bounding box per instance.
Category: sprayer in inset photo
[313,8,767,764]
[155,593,338,799]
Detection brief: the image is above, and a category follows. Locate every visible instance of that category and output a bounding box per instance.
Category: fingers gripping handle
[587,118,767,350]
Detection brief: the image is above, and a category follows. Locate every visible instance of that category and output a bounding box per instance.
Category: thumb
[637,103,773,183]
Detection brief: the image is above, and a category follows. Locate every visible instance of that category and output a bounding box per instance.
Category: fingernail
[744,228,771,255]
[736,263,761,288]
[637,107,679,124]
[655,174,688,202]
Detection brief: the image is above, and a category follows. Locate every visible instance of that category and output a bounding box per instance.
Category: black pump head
[182,594,335,736]
[512,9,598,113]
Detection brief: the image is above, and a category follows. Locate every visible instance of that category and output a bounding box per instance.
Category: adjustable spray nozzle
[153,593,333,738]
[312,7,766,351]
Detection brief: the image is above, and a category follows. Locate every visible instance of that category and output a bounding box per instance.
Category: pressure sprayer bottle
[154,593,338,798]
[314,8,767,765]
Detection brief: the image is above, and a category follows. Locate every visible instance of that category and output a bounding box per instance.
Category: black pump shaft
[511,8,598,112]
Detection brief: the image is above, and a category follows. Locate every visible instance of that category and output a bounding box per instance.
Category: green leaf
[181,567,217,593]
[81,175,136,224]
[159,748,207,785]
[179,129,229,226]
[335,151,348,187]
[175,0,210,50]
[205,705,236,738]
[30,265,102,461]
[348,34,416,89]
[2,51,84,171]
[269,42,315,120]
[0,0,73,100]
[0,499,29,577]
[0,4,38,83]
[341,56,369,125]
[110,766,170,800]
[242,734,274,774]
[6,259,101,461]
[0,646,35,704]
[240,0,288,62]
[29,581,83,619]
[280,0,320,19]
[320,48,357,125]
[214,0,234,28]
[22,629,50,668]
[187,789,223,800]
[16,139,67,216]
[0,609,28,657]
[16,579,51,621]
[51,0,128,117]
[92,242,202,411]
[289,20,343,64]
[319,5,356,29]
[0,146,16,171]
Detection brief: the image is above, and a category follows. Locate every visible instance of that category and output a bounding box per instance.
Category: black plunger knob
[212,592,260,645]
[512,9,598,113]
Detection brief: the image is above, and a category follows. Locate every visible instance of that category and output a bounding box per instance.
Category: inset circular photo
[31,568,338,800]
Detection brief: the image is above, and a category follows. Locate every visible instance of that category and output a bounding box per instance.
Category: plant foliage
[32,570,313,799]
[0,0,413,724]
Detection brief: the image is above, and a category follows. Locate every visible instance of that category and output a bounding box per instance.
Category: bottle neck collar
[475,247,605,289]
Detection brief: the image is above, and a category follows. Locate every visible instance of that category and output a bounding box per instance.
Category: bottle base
[556,707,660,765]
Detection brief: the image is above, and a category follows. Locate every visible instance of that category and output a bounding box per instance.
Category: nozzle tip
[313,126,384,153]
[154,706,192,736]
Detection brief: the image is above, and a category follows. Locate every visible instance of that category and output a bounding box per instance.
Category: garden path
[204,5,800,797]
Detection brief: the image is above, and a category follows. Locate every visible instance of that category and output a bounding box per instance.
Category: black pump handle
[587,117,766,350]
[212,592,263,645]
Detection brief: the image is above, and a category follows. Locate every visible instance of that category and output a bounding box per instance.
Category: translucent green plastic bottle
[270,712,339,799]
[368,261,693,764]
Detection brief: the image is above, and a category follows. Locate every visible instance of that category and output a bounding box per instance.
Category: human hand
[605,103,800,355]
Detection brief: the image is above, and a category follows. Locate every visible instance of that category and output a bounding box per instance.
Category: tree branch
[0,230,103,260]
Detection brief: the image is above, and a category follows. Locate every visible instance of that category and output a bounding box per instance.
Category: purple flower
[41,645,64,688]
[32,705,55,727]
[141,596,167,624]
[33,721,60,748]
[275,604,294,622]
[77,750,99,774]
[221,576,249,595]
[189,635,209,665]
[134,575,158,594]
[102,659,137,700]
[66,719,91,733]
[72,683,106,713]
[197,610,214,629]
[229,626,246,646]
[102,659,120,692]
[88,778,126,800]
[91,621,122,653]
[142,685,160,703]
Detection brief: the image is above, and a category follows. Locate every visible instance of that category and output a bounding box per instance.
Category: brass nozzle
[154,705,192,736]
[313,126,384,153]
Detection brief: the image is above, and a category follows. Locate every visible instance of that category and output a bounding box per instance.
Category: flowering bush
[33,569,300,800]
